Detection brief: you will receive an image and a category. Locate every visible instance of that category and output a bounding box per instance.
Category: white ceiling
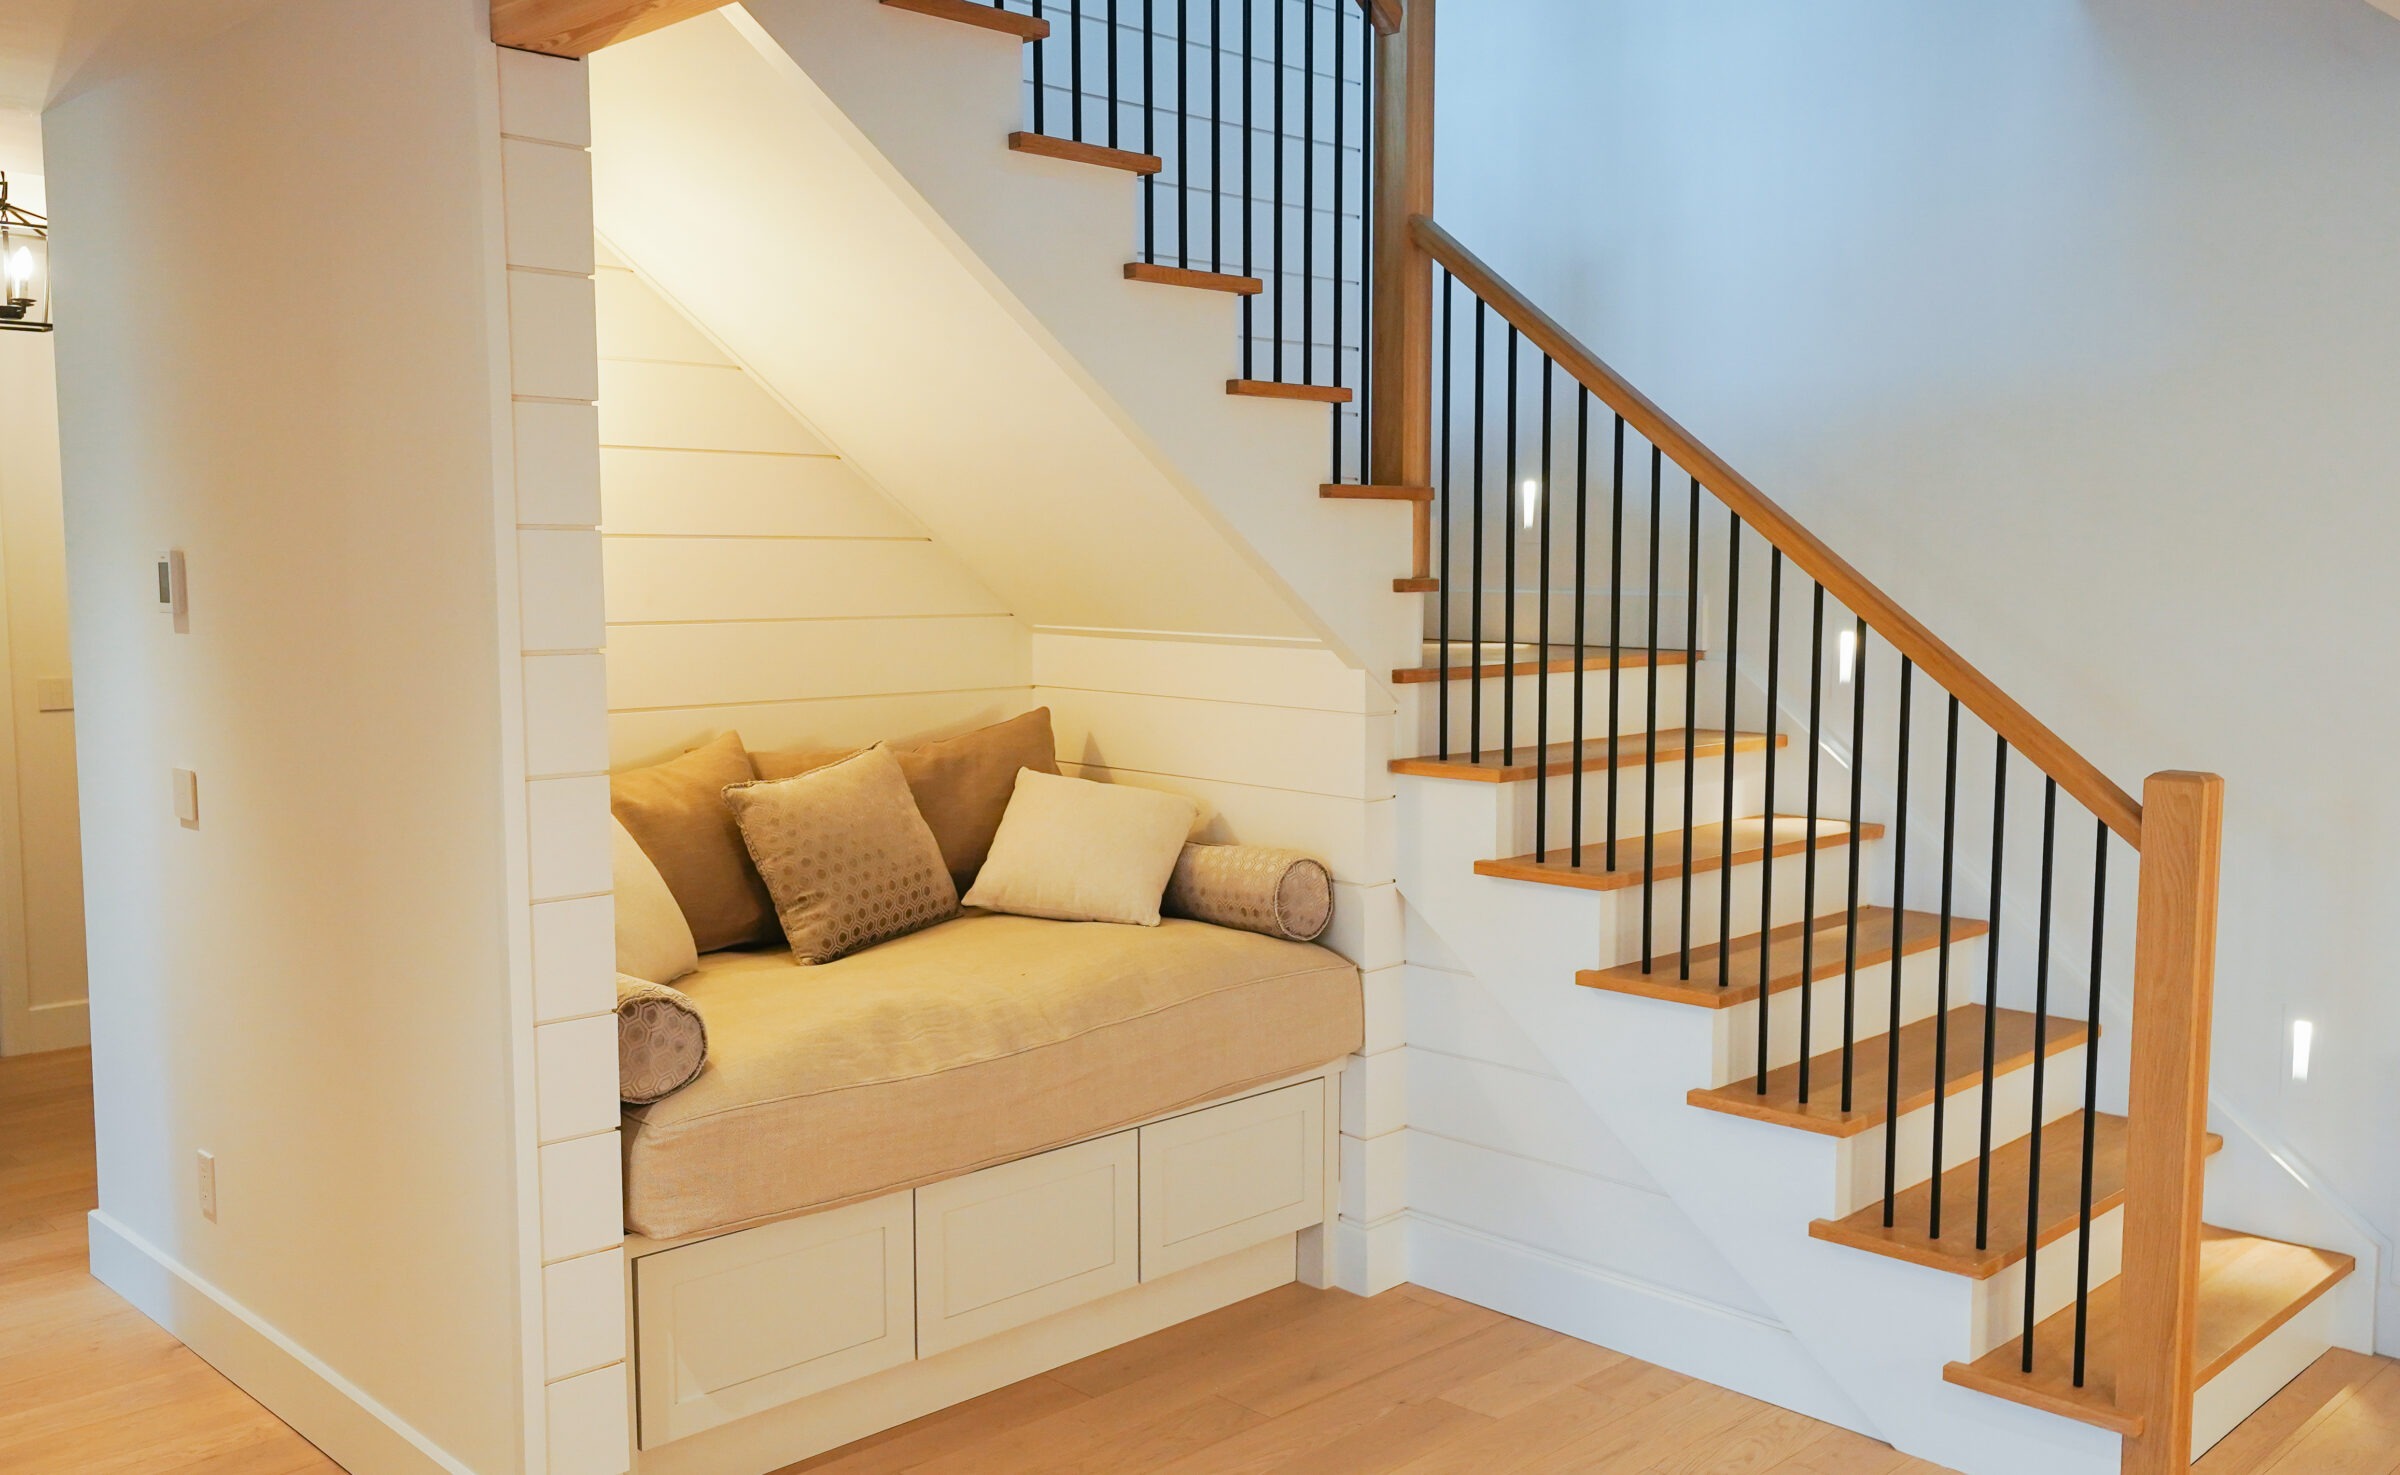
[0,0,285,113]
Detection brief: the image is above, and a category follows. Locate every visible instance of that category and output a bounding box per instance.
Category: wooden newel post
[2117,770,2223,1475]
[1370,0,1434,579]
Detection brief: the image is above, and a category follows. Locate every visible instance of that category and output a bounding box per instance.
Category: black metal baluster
[1210,0,1223,274]
[1882,657,1914,1224]
[1239,0,1253,377]
[1329,0,1345,474]
[1606,416,1625,872]
[1571,389,1591,866]
[2072,818,2109,1387]
[1680,476,1700,977]
[1642,447,1662,971]
[1436,269,1453,759]
[1502,326,1519,765]
[1175,0,1189,266]
[1141,0,1156,260]
[1070,0,1085,141]
[1355,14,1372,481]
[1033,0,1048,132]
[1271,0,1284,380]
[1301,0,1316,386]
[1535,358,1554,860]
[1106,0,1120,149]
[1931,695,1961,1239]
[1718,516,1741,988]
[1841,618,1867,1113]
[1756,549,1784,1091]
[1798,583,1825,1103]
[2021,776,2060,1371]
[1469,301,1486,761]
[1975,737,2010,1251]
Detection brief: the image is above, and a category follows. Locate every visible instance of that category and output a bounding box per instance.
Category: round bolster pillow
[617,976,709,1105]
[1162,844,1334,942]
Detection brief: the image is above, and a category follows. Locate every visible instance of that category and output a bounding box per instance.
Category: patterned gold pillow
[724,744,960,964]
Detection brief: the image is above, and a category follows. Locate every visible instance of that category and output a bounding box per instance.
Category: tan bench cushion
[620,911,1363,1240]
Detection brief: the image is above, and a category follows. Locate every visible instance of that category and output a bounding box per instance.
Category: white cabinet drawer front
[634,1192,913,1447]
[1141,1080,1326,1279]
[915,1131,1139,1356]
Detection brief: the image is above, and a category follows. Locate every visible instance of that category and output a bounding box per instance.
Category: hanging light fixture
[0,172,50,333]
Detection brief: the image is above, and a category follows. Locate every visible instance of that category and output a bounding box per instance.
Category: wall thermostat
[155,549,188,631]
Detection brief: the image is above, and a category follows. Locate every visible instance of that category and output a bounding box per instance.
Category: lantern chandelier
[0,172,49,333]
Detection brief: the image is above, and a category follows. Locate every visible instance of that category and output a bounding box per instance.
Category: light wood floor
[3,1049,2393,1475]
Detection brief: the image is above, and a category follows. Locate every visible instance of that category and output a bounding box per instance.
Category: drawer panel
[1141,1079,1326,1280]
[633,1192,913,1447]
[915,1131,1139,1356]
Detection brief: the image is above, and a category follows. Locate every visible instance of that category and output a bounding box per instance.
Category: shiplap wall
[595,247,1030,765]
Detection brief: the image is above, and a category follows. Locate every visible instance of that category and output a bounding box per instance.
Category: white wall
[0,116,86,1056]
[593,246,1029,764]
[46,1,546,1469]
[1433,0,2400,1345]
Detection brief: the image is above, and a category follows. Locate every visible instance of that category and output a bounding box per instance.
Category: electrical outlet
[197,1150,217,1222]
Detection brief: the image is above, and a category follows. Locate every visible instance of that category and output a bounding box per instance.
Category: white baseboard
[1403,1211,1875,1437]
[87,1211,479,1475]
[1332,1211,1409,1296]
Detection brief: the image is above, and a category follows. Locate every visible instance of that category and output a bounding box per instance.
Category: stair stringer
[730,0,1422,681]
[1395,773,2125,1475]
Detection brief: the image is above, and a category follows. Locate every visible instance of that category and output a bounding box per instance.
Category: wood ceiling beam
[492,0,737,58]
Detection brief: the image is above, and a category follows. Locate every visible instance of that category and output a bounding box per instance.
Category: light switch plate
[197,1150,217,1221]
[173,768,199,828]
[155,549,189,633]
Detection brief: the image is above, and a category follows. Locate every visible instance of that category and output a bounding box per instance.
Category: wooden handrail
[1410,214,2144,847]
[1356,0,1404,37]
[2116,771,2223,1471]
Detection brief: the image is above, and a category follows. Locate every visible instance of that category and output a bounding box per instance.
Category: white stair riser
[1498,750,1781,852]
[1403,666,1693,751]
[1707,936,1989,1083]
[1965,1206,2126,1363]
[1831,1042,2092,1216]
[2191,1294,2337,1457]
[1429,589,1700,651]
[1596,841,1882,949]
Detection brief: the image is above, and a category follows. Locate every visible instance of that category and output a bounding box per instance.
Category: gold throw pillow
[610,732,776,953]
[725,744,960,964]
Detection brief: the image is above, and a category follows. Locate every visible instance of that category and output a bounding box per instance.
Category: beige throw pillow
[962,771,1199,926]
[1163,844,1335,942]
[725,744,960,964]
[617,976,708,1104]
[611,732,777,952]
[612,819,699,984]
[750,708,1061,893]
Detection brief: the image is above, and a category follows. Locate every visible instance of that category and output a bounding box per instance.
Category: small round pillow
[617,976,709,1105]
[1162,844,1334,942]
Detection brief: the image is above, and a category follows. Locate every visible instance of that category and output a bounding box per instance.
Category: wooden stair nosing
[1684,1004,2089,1139]
[1007,132,1163,174]
[1320,483,1436,502]
[1807,1113,2224,1278]
[1391,728,1784,785]
[1227,378,1354,404]
[1940,1227,2357,1435]
[882,0,1050,40]
[1393,576,1439,593]
[1390,646,1699,684]
[1124,261,1262,294]
[1577,906,1989,1009]
[1473,816,1887,895]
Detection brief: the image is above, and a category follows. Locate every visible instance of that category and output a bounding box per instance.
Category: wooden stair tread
[883,0,1050,40]
[1579,906,1988,1009]
[1810,1113,2222,1277]
[1941,1227,2357,1434]
[1125,261,1262,294]
[1391,644,1698,684]
[1686,1004,2087,1139]
[1392,576,1439,593]
[1227,379,1354,404]
[1008,132,1163,174]
[1392,728,1782,784]
[1320,483,1435,502]
[1475,815,1885,895]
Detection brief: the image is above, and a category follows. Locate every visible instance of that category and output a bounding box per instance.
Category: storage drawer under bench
[632,1075,1331,1448]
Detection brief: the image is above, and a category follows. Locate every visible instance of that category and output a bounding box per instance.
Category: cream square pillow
[963,771,1200,926]
[724,744,960,964]
[613,818,698,984]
